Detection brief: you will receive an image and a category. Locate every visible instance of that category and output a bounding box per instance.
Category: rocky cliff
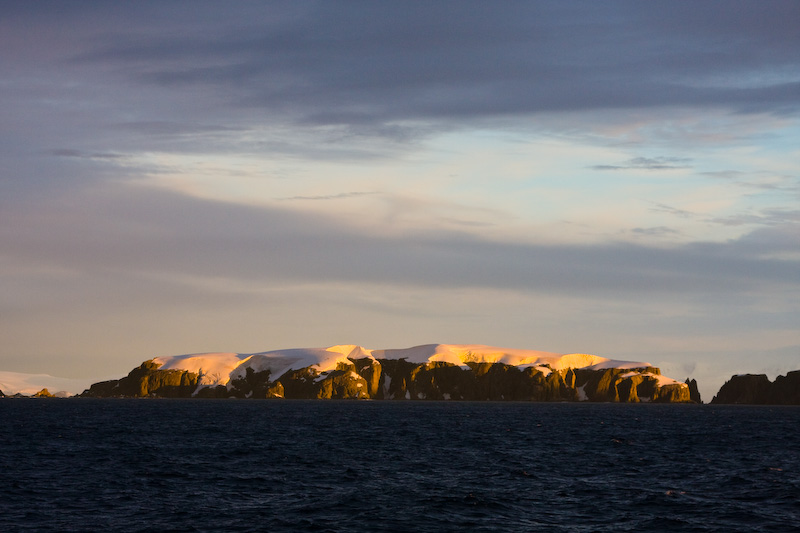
[711,371,800,404]
[81,344,695,402]
[685,379,702,404]
[82,361,200,398]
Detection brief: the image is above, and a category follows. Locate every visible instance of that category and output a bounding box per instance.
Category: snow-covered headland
[79,344,699,402]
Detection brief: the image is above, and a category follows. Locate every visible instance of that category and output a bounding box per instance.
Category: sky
[1,1,798,399]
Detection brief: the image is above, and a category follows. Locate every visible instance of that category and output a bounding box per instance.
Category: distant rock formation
[711,371,800,404]
[685,378,702,404]
[32,388,55,398]
[0,389,5,397]
[81,345,694,403]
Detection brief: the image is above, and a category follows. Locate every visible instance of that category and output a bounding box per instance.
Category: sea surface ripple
[1,401,798,532]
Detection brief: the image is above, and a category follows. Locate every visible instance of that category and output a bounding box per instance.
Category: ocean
[1,400,798,532]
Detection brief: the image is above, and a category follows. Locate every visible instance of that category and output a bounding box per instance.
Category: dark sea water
[1,401,798,532]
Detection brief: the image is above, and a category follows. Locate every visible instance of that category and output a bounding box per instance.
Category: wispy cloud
[591,156,692,171]
[647,202,697,219]
[280,192,378,202]
[630,226,682,237]
[48,149,124,160]
[710,209,800,228]
[701,170,799,192]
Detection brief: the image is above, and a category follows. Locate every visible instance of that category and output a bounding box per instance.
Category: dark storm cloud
[3,1,798,204]
[15,1,795,133]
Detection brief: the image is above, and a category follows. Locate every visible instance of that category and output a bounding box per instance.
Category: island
[80,344,699,402]
[711,371,800,405]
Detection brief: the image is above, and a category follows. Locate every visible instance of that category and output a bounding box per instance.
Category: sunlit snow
[150,343,656,394]
[0,344,676,398]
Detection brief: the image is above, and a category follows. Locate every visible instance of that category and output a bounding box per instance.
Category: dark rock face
[33,388,55,398]
[771,371,800,405]
[685,379,702,404]
[0,389,5,397]
[711,371,800,405]
[711,374,772,404]
[229,367,273,398]
[316,368,368,399]
[82,358,694,402]
[81,361,199,398]
[571,367,692,403]
[354,358,382,397]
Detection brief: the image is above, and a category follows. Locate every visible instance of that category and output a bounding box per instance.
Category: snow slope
[153,344,654,389]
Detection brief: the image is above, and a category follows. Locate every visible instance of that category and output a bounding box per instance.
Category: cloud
[701,170,749,180]
[630,226,682,237]
[701,170,800,192]
[2,186,797,298]
[648,202,697,219]
[280,192,378,202]
[48,149,124,160]
[728,222,800,258]
[710,209,800,228]
[11,2,791,136]
[111,121,247,136]
[591,156,692,171]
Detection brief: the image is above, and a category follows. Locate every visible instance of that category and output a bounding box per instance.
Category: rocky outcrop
[83,358,694,402]
[32,388,55,398]
[571,367,692,403]
[711,374,772,404]
[229,367,274,398]
[771,371,800,404]
[81,361,199,398]
[685,379,702,404]
[711,371,800,404]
